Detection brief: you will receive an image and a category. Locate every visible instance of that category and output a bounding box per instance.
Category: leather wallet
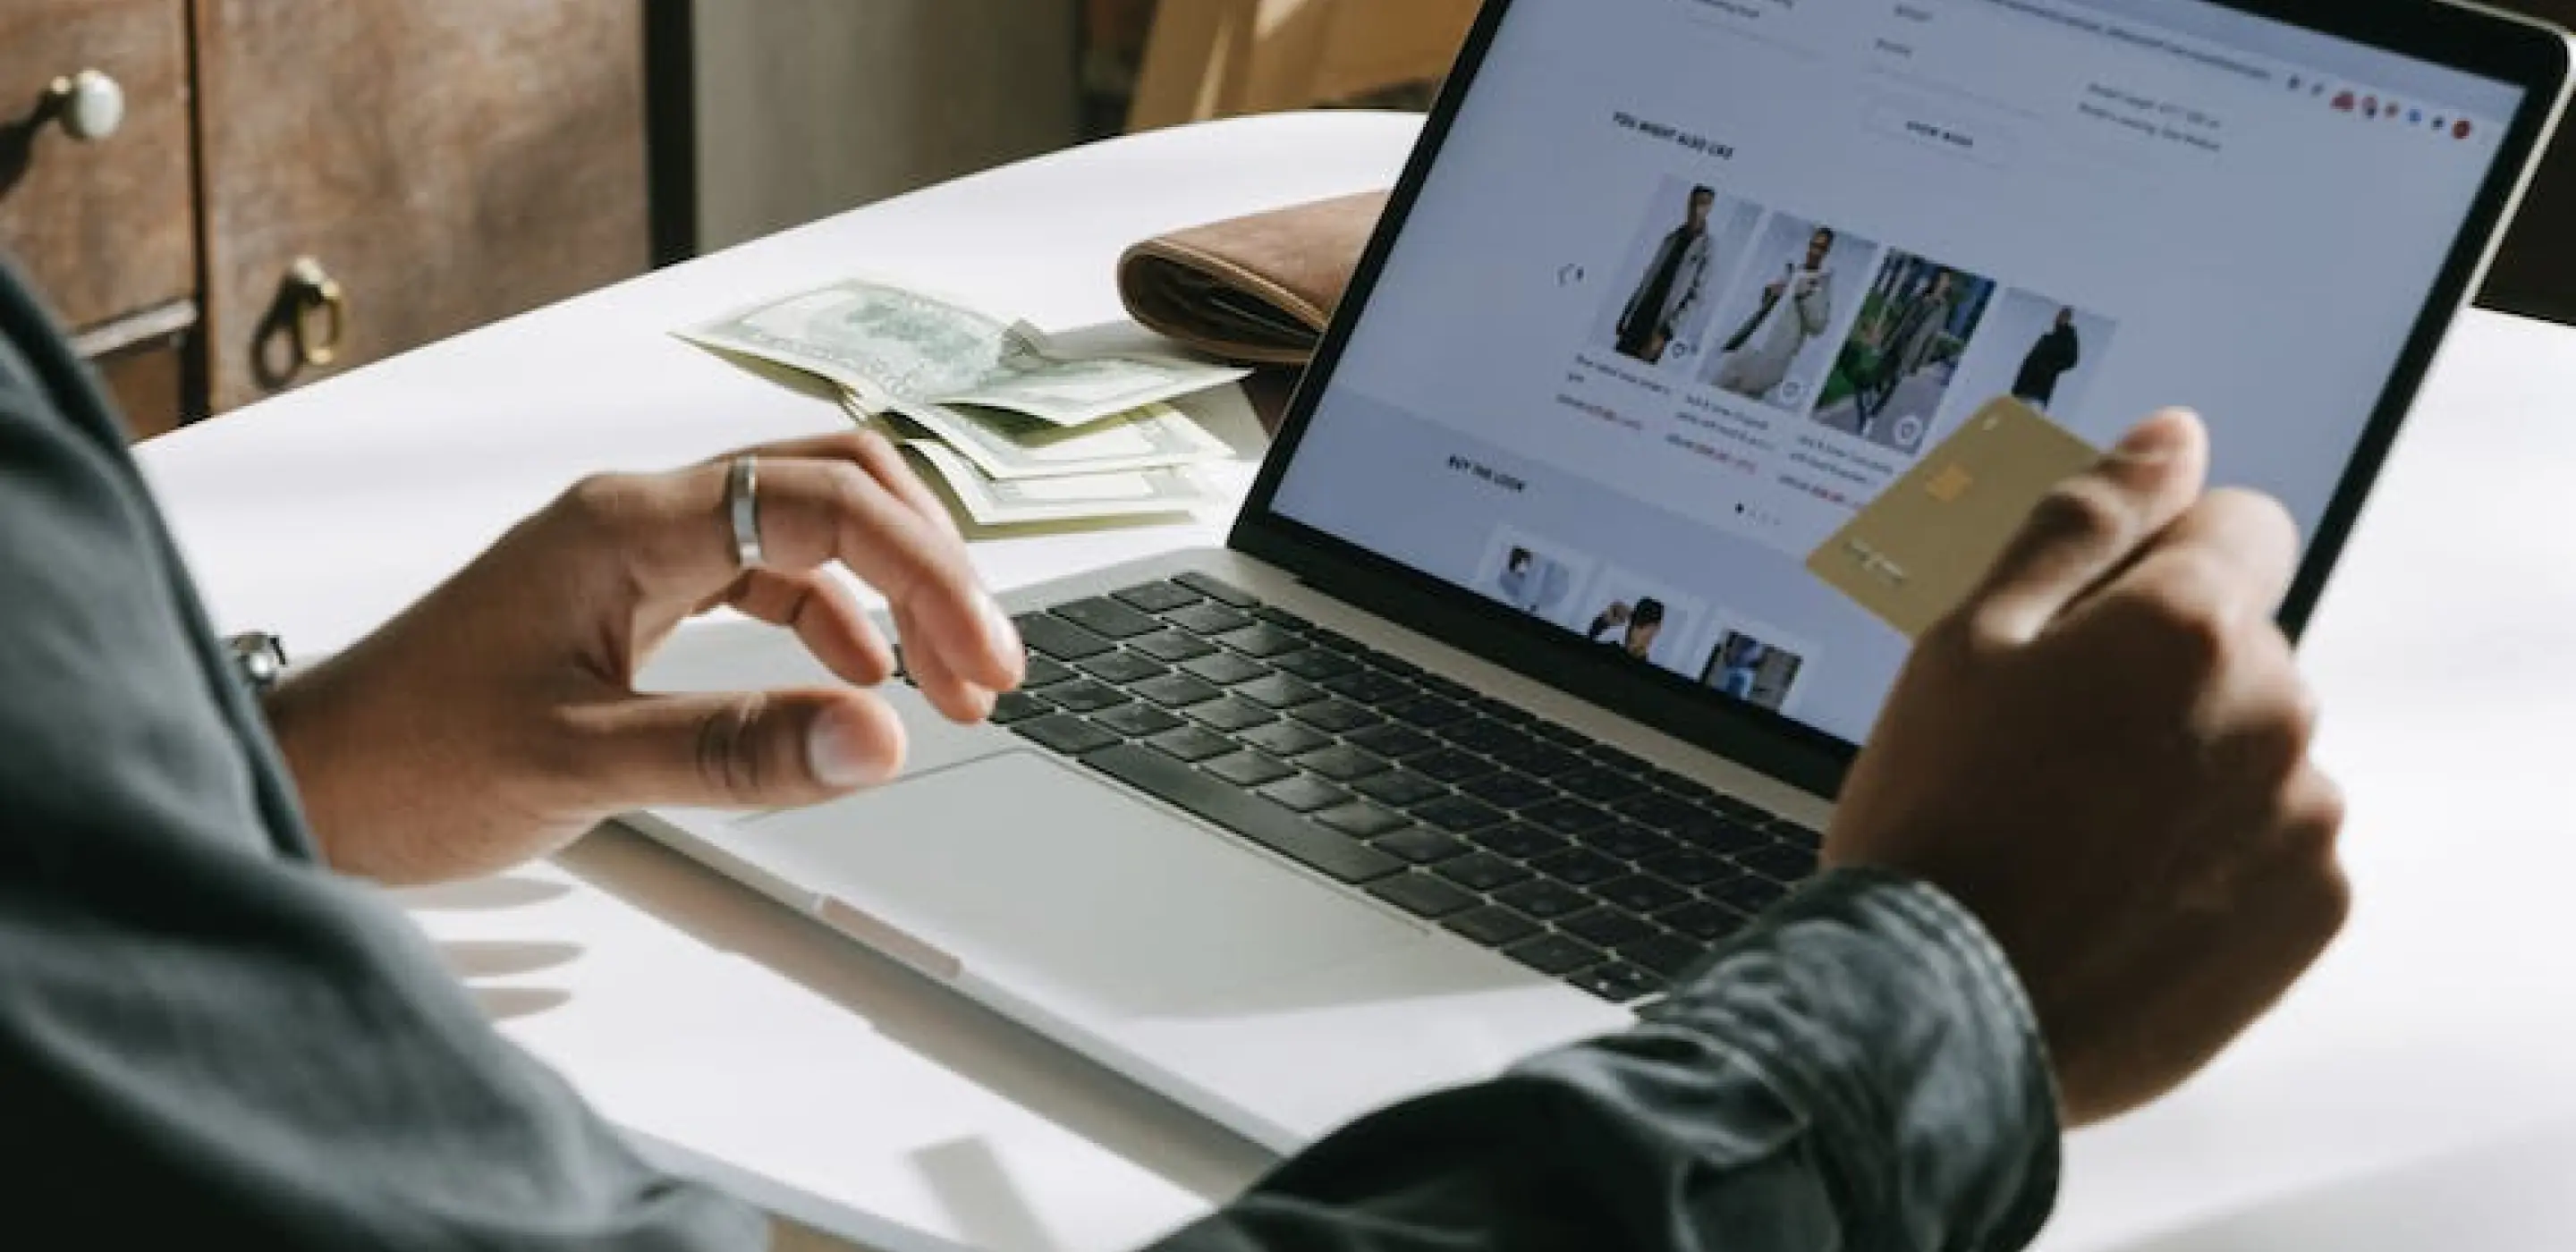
[1118,190,1391,368]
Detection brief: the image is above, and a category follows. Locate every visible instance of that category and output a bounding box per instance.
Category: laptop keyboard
[926,573,1822,1007]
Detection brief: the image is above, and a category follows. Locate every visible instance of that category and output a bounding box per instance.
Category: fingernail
[981,595,1023,663]
[2115,410,2193,462]
[808,706,893,791]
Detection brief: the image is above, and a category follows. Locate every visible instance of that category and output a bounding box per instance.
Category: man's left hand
[266,431,1025,885]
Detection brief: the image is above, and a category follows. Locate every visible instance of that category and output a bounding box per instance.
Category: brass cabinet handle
[284,257,347,368]
[39,70,125,144]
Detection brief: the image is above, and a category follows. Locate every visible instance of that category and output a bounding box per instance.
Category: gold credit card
[1808,396,2101,639]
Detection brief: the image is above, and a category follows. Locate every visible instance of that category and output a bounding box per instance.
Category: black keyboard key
[1080,652,1169,685]
[1487,740,1588,778]
[1557,766,1641,804]
[1388,696,1473,729]
[1182,652,1270,686]
[1479,698,1538,724]
[1301,744,1393,783]
[1236,673,1325,710]
[1412,796,1508,833]
[1307,626,1367,654]
[1253,605,1311,631]
[1620,934,1711,980]
[1524,799,1616,836]
[1316,803,1411,840]
[1347,724,1439,759]
[1148,725,1236,763]
[1614,793,1700,829]
[989,692,1053,725]
[1054,597,1164,639]
[1095,702,1184,739]
[1273,648,1360,681]
[1369,873,1478,920]
[1434,852,1532,892]
[1131,630,1218,663]
[1445,719,1530,755]
[1595,875,1692,916]
[1657,899,1753,943]
[1377,827,1473,866]
[1571,962,1664,1004]
[1590,823,1679,863]
[1768,820,1825,851]
[1353,770,1444,808]
[1496,880,1593,920]
[1207,751,1295,788]
[1321,671,1414,704]
[1445,906,1541,948]
[1240,721,1331,758]
[1214,623,1309,659]
[1710,794,1775,824]
[1289,700,1380,733]
[1737,843,1819,884]
[1017,613,1114,661]
[1562,909,1655,950]
[1674,815,1771,855]
[1583,742,1656,774]
[1531,721,1590,748]
[1089,745,1401,885]
[1165,602,1254,635]
[1174,572,1261,608]
[1504,934,1607,977]
[1043,681,1129,715]
[1646,768,1706,797]
[1707,873,1791,914]
[1016,715,1119,757]
[1414,673,1479,702]
[1368,650,1428,679]
[1259,774,1353,814]
[1189,698,1278,733]
[1114,581,1203,613]
[1639,849,1733,887]
[1471,823,1571,861]
[1134,673,1224,709]
[1460,772,1557,811]
[1023,656,1078,689]
[1411,749,1497,785]
[1529,848,1624,887]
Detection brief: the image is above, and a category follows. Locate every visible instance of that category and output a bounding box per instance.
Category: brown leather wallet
[1118,190,1391,368]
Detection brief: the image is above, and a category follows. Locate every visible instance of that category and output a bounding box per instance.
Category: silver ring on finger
[727,454,767,570]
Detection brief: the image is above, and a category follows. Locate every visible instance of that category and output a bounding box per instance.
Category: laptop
[634,0,2571,1152]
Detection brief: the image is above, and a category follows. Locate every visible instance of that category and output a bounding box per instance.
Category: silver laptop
[636,0,2569,1152]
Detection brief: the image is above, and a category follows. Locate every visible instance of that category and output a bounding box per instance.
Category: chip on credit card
[1808,396,2101,639]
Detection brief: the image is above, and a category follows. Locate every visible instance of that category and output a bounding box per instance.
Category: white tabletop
[140,111,2576,1251]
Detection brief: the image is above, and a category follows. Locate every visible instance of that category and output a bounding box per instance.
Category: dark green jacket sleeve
[1153,870,2062,1251]
[0,262,764,1249]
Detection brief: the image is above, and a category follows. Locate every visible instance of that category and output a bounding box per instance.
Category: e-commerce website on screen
[1275,0,2520,744]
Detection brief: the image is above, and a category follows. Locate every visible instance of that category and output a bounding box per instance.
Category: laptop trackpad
[741,751,1420,1017]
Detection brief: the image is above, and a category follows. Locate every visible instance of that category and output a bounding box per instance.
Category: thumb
[586,689,908,811]
[1964,408,2208,643]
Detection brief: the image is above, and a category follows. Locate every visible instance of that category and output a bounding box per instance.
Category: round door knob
[44,70,126,143]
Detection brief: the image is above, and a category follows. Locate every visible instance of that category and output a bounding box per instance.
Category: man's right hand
[1826,409,2350,1127]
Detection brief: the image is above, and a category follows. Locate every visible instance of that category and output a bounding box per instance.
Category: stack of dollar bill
[682,279,1248,529]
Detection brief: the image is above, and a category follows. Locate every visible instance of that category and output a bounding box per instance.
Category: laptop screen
[1268,0,2529,749]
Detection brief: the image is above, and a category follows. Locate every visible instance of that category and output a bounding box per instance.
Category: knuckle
[2033,476,2135,546]
[693,695,770,802]
[562,472,646,528]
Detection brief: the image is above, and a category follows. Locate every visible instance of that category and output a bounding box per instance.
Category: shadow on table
[557,823,1276,1204]
[400,875,574,912]
[2102,1118,2576,1252]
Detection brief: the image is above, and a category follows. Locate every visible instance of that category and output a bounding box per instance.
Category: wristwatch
[225,630,290,695]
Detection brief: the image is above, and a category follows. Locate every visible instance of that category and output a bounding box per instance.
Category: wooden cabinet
[0,0,650,436]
